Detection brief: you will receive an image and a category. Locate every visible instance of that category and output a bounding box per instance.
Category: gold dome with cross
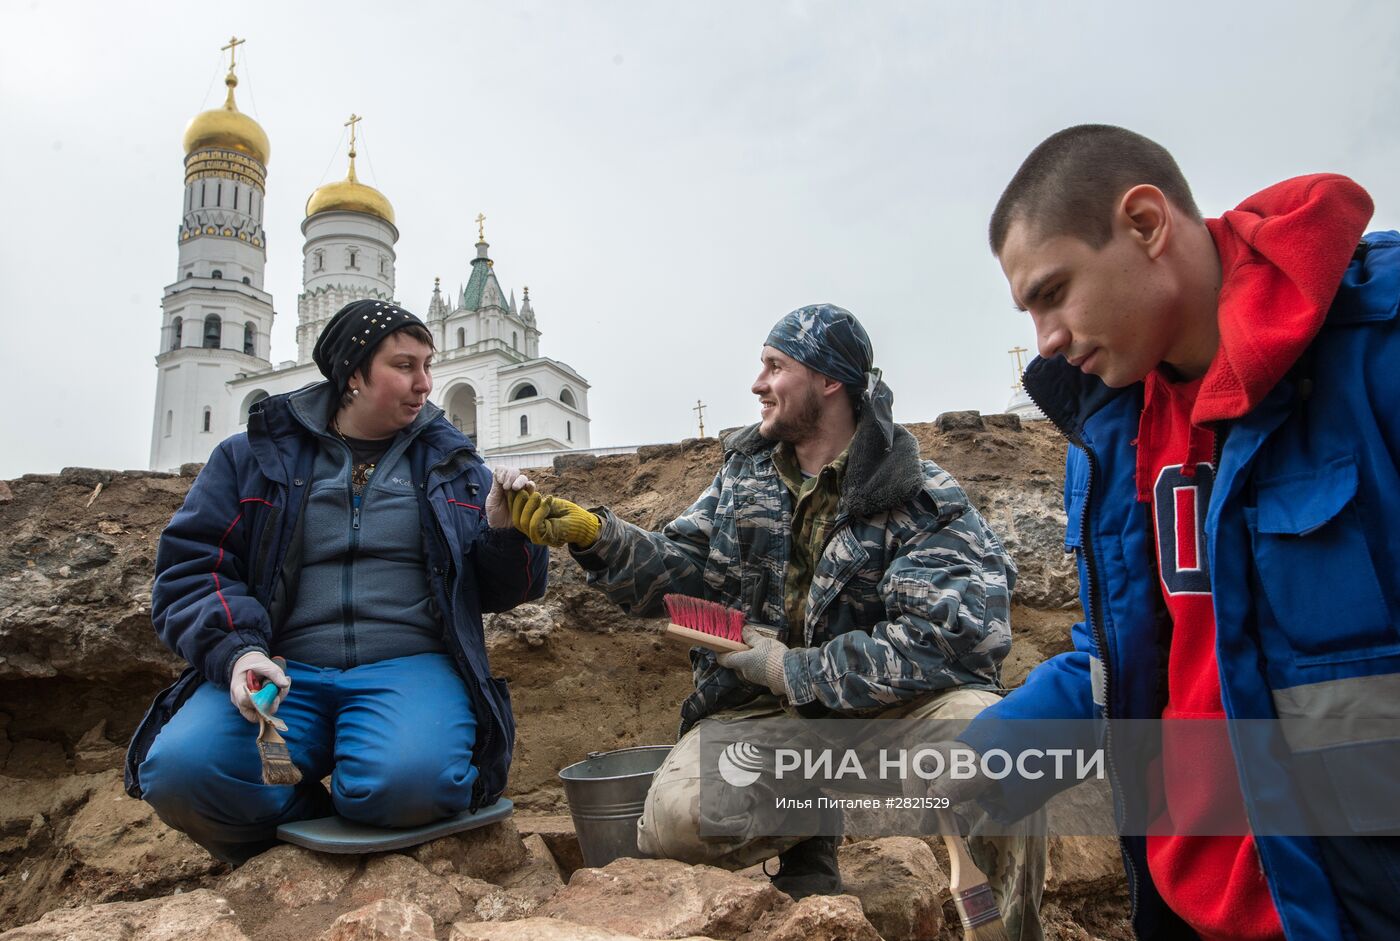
[182,37,271,167]
[305,114,396,226]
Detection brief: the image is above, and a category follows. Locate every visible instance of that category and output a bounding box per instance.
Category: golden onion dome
[182,71,270,166]
[305,172,396,225]
[304,134,395,225]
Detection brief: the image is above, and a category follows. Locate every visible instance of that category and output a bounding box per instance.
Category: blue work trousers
[140,652,478,864]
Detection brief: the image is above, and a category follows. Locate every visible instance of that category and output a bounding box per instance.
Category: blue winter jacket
[963,231,1400,940]
[123,385,549,809]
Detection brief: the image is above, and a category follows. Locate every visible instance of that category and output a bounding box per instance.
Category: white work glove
[922,740,994,805]
[715,625,790,696]
[230,650,290,725]
[486,466,534,529]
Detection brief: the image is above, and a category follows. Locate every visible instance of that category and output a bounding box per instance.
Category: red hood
[1194,174,1373,423]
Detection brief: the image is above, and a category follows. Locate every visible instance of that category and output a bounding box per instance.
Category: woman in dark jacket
[125,300,548,864]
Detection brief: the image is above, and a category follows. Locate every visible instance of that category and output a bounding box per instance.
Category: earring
[351,388,360,397]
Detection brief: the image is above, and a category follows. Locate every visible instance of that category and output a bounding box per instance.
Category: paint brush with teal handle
[247,659,301,786]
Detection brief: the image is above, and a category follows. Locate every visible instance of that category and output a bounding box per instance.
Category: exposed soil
[0,413,1132,938]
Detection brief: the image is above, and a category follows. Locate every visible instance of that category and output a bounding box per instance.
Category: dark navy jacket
[124,386,548,809]
[964,232,1400,939]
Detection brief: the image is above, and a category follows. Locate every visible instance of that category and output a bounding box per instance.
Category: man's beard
[765,385,824,444]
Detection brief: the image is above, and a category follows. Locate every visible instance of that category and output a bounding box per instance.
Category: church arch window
[203,314,222,349]
[520,415,529,437]
[509,382,538,401]
[170,317,183,351]
[379,255,388,276]
[202,407,212,433]
[242,276,251,285]
[164,410,173,437]
[347,248,359,270]
[313,250,324,272]
[560,387,577,408]
[446,383,477,440]
[457,328,465,349]
[512,331,518,350]
[567,420,572,442]
[211,269,223,279]
[243,322,256,356]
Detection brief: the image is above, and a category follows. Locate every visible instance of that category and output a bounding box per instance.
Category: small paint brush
[937,810,1010,941]
[247,665,301,787]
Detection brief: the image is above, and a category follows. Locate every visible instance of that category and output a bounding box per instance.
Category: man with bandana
[515,305,1045,935]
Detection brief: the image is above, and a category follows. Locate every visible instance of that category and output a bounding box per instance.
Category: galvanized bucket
[558,744,671,868]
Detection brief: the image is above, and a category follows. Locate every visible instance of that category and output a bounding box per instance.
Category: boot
[770,835,843,900]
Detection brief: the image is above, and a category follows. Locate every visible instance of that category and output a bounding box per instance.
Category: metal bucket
[559,744,671,868]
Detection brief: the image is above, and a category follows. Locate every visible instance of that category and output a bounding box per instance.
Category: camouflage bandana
[764,304,896,450]
[764,304,872,388]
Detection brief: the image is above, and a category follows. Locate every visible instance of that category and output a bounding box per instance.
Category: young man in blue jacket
[943,125,1398,939]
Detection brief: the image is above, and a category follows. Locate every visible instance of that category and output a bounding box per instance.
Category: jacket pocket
[884,570,986,662]
[703,507,743,599]
[1247,455,1394,662]
[248,503,281,599]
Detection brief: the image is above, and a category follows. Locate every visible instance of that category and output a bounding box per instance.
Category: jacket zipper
[1023,379,1142,922]
[338,436,362,668]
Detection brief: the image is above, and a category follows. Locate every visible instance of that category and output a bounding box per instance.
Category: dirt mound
[0,413,1130,937]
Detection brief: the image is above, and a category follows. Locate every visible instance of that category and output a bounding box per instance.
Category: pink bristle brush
[662,594,750,653]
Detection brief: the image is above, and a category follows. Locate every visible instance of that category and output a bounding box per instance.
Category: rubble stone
[538,857,788,939]
[837,837,946,940]
[220,844,358,908]
[0,889,247,940]
[349,853,462,923]
[319,899,436,941]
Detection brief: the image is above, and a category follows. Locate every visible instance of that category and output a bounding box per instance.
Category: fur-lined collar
[723,414,923,519]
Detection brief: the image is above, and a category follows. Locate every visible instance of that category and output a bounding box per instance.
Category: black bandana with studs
[312,299,427,393]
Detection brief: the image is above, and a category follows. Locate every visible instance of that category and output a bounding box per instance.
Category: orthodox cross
[221,36,245,72]
[345,113,361,155]
[1008,346,1029,389]
[476,213,487,242]
[693,400,707,438]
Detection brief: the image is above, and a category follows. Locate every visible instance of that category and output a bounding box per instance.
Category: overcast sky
[3,1,1399,478]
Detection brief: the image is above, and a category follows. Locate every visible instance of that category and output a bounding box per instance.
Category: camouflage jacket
[571,413,1016,734]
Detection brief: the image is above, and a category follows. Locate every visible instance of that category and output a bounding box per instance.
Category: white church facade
[150,46,590,472]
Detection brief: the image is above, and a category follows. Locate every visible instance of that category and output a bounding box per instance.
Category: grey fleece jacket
[274,384,446,668]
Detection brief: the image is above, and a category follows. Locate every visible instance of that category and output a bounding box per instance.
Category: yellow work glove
[513,492,601,548]
[508,488,534,530]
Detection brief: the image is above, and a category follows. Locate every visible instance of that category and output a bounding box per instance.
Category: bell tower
[296,114,400,364]
[150,37,275,470]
